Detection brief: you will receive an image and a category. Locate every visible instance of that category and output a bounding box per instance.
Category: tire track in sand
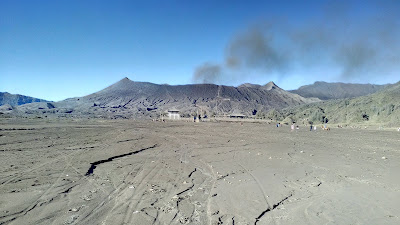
[232,151,278,225]
[76,143,163,225]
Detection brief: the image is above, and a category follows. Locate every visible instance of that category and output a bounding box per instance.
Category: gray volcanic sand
[0,119,399,225]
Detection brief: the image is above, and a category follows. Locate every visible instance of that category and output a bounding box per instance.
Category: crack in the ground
[217,174,229,180]
[0,201,39,224]
[116,138,140,143]
[254,193,293,224]
[60,184,78,194]
[0,128,36,131]
[140,207,158,224]
[188,168,197,178]
[176,180,195,196]
[85,144,158,176]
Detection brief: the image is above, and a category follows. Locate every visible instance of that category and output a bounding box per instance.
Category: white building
[168,109,180,120]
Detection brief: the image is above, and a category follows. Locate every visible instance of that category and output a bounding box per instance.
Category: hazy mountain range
[289,81,389,100]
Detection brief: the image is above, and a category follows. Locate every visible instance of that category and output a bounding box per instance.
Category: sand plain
[0,118,399,225]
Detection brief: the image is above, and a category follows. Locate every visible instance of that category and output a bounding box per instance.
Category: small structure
[229,114,246,119]
[167,109,180,120]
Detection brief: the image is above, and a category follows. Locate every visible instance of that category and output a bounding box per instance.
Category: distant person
[291,124,294,131]
[314,126,317,131]
[310,125,313,131]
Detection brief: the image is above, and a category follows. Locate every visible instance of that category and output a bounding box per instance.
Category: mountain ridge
[276,81,400,126]
[289,81,389,100]
[4,78,318,119]
[4,78,398,125]
[0,92,50,106]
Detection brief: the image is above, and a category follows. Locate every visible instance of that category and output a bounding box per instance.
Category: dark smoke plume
[225,27,289,73]
[335,42,377,78]
[192,1,400,84]
[192,63,222,84]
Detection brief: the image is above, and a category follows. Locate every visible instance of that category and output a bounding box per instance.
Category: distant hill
[6,78,318,119]
[0,92,49,106]
[290,81,388,100]
[278,81,400,126]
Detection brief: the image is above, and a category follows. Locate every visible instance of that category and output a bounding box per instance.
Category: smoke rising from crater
[192,2,400,84]
[192,63,222,84]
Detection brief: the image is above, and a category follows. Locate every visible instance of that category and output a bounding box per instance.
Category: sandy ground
[0,118,399,225]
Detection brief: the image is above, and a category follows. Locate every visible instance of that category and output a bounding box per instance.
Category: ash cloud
[335,42,378,78]
[192,63,222,84]
[193,25,291,84]
[225,26,290,73]
[192,2,400,84]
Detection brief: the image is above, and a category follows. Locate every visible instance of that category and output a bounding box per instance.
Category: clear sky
[1,0,399,101]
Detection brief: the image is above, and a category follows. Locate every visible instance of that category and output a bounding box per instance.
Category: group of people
[193,115,201,122]
[274,122,400,132]
[276,122,318,131]
[290,123,300,131]
[310,125,317,131]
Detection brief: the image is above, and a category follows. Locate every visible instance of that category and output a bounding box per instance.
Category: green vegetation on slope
[277,81,400,126]
[289,81,388,100]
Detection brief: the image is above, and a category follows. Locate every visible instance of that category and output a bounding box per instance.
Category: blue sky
[1,0,399,101]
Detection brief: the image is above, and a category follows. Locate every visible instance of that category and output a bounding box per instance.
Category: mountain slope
[9,78,319,119]
[0,92,49,106]
[279,81,400,126]
[290,81,388,100]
